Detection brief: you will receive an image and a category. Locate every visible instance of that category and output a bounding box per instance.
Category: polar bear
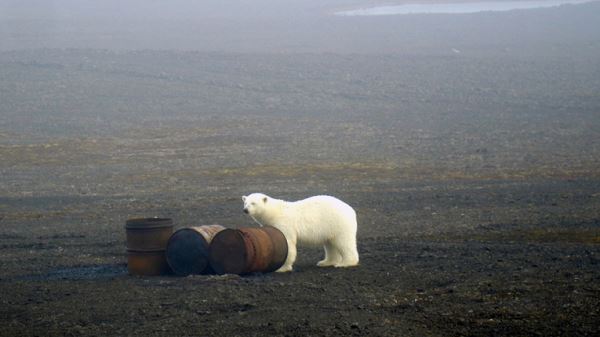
[242,193,359,272]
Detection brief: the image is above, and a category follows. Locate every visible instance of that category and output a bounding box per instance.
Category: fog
[2,0,599,53]
[0,0,344,52]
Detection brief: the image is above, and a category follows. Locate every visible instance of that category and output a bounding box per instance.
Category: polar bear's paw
[276,265,293,273]
[316,259,336,267]
[333,261,359,268]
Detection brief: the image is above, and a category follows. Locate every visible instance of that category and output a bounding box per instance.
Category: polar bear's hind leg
[317,242,342,267]
[333,236,359,268]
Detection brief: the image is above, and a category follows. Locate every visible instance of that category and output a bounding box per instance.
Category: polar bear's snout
[243,208,249,214]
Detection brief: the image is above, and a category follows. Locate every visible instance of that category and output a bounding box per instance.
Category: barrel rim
[125,217,173,229]
[171,227,198,235]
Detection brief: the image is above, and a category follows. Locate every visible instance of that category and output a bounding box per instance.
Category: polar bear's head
[242,193,270,217]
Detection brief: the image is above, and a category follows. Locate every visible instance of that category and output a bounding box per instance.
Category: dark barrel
[166,225,226,276]
[125,218,174,276]
[208,227,288,275]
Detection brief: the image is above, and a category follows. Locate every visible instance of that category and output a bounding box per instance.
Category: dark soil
[1,2,600,336]
[1,179,599,336]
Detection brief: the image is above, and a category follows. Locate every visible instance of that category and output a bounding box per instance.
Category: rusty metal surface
[261,227,289,273]
[166,225,226,276]
[241,228,272,272]
[125,218,173,276]
[209,227,288,275]
[189,225,226,244]
[125,218,173,229]
[126,250,170,276]
[125,218,173,251]
[208,229,248,275]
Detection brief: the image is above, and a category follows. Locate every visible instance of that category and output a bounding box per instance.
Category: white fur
[242,193,359,272]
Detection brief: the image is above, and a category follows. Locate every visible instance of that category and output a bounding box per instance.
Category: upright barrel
[166,225,226,276]
[125,217,174,276]
[208,227,288,275]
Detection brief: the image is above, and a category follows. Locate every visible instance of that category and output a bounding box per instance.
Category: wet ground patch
[16,264,127,282]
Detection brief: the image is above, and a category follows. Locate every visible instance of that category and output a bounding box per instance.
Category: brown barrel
[166,225,226,276]
[125,218,174,276]
[125,218,173,250]
[261,227,289,272]
[126,250,171,276]
[208,227,288,275]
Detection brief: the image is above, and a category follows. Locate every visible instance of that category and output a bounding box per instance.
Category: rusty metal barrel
[166,225,226,276]
[208,227,288,275]
[125,217,174,276]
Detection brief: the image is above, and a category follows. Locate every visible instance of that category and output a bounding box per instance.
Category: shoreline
[333,0,598,16]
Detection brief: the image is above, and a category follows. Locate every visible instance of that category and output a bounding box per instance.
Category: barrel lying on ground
[208,227,288,275]
[166,225,226,276]
[125,217,174,276]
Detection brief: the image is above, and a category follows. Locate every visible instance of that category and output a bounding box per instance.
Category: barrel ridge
[242,228,273,273]
[125,217,173,276]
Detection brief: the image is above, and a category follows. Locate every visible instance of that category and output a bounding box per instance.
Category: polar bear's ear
[263,196,268,203]
[242,195,247,202]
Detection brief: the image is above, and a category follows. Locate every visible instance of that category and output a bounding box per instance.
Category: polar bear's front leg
[276,239,296,272]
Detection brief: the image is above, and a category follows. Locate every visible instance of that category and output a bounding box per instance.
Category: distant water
[335,0,596,16]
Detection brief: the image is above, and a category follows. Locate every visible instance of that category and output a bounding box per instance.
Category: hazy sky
[0,0,337,51]
[1,0,599,53]
[0,0,339,20]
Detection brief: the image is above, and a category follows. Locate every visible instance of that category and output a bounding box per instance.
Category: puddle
[335,0,596,16]
[18,264,127,281]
